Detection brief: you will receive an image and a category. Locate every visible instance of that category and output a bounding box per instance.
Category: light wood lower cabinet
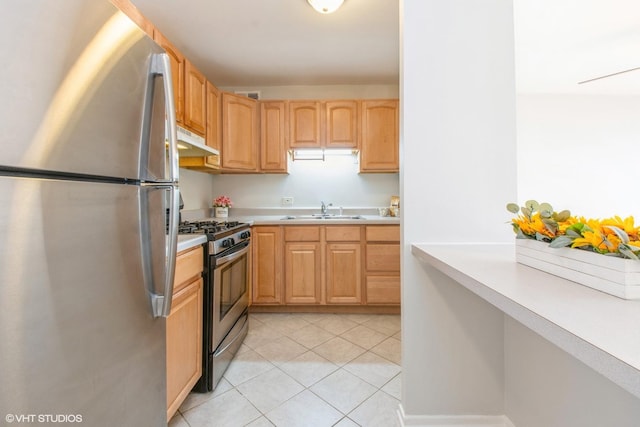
[326,243,362,304]
[167,246,203,421]
[252,226,283,304]
[365,225,401,304]
[251,225,398,308]
[284,226,321,304]
[325,225,362,304]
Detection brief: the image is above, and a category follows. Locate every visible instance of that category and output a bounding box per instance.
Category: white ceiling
[132,0,640,94]
[132,0,399,87]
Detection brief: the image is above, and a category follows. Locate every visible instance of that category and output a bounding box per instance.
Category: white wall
[517,94,640,218]
[505,318,640,427]
[401,0,516,418]
[179,167,215,210]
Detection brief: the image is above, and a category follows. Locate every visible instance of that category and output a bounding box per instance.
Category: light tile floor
[169,313,401,427]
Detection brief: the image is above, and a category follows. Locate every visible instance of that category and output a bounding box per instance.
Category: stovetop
[178,219,249,241]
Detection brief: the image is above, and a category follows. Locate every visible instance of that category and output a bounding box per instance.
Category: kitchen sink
[281,215,365,220]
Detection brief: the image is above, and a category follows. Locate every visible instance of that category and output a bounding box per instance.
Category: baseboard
[397,404,515,427]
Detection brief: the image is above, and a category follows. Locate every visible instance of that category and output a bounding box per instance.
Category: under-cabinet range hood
[175,126,219,157]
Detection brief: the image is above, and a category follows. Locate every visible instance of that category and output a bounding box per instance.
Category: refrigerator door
[0,176,168,426]
[0,1,171,182]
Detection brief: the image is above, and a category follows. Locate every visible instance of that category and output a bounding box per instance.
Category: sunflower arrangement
[507,200,640,260]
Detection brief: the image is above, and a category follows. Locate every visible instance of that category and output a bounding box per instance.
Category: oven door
[211,241,250,350]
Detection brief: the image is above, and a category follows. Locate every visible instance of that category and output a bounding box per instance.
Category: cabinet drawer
[284,226,321,241]
[366,275,400,304]
[325,226,361,242]
[366,225,400,242]
[174,246,203,293]
[366,244,400,272]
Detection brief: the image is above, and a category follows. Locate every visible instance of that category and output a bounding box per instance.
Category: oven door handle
[215,242,250,267]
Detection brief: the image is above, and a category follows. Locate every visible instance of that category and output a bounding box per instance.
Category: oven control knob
[222,238,235,248]
[240,231,251,239]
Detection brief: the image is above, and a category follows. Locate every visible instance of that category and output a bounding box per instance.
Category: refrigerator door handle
[140,185,179,318]
[160,185,179,317]
[142,53,179,184]
[153,53,179,184]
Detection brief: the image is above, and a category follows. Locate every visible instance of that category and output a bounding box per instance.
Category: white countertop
[411,243,640,399]
[177,234,207,253]
[231,214,400,226]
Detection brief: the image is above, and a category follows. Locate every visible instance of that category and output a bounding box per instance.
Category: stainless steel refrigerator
[0,2,179,425]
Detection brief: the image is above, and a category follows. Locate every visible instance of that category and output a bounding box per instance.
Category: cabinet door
[167,277,203,420]
[365,275,400,304]
[325,100,358,148]
[289,101,321,148]
[153,30,184,124]
[222,93,259,171]
[205,81,221,168]
[260,101,288,172]
[285,242,321,304]
[360,100,399,172]
[252,226,283,304]
[326,243,362,304]
[184,60,206,136]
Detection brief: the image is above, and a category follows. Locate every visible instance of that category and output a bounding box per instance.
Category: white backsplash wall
[210,156,399,209]
[179,167,215,210]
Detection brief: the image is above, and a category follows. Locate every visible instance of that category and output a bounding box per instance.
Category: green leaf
[566,229,582,238]
[535,232,550,242]
[604,225,629,244]
[506,203,520,214]
[555,210,571,222]
[618,244,639,260]
[525,200,539,213]
[521,207,532,219]
[549,236,573,248]
[539,202,553,218]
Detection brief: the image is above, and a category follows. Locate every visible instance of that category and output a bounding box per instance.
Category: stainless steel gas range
[178,219,250,392]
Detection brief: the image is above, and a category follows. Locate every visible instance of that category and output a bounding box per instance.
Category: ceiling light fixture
[307,0,344,14]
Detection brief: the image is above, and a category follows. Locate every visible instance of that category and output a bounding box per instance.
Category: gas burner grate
[178,220,249,239]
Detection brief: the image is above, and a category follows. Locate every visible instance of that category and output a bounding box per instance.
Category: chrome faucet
[320,201,332,215]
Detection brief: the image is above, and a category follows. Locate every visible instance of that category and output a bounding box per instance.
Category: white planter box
[515,239,640,300]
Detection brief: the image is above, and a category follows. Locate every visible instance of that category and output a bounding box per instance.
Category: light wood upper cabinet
[289,100,359,149]
[360,100,399,173]
[153,30,184,125]
[167,246,203,421]
[205,82,221,168]
[183,60,207,136]
[222,93,259,171]
[260,101,288,172]
[179,81,222,171]
[252,226,283,304]
[289,101,322,148]
[325,100,358,148]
